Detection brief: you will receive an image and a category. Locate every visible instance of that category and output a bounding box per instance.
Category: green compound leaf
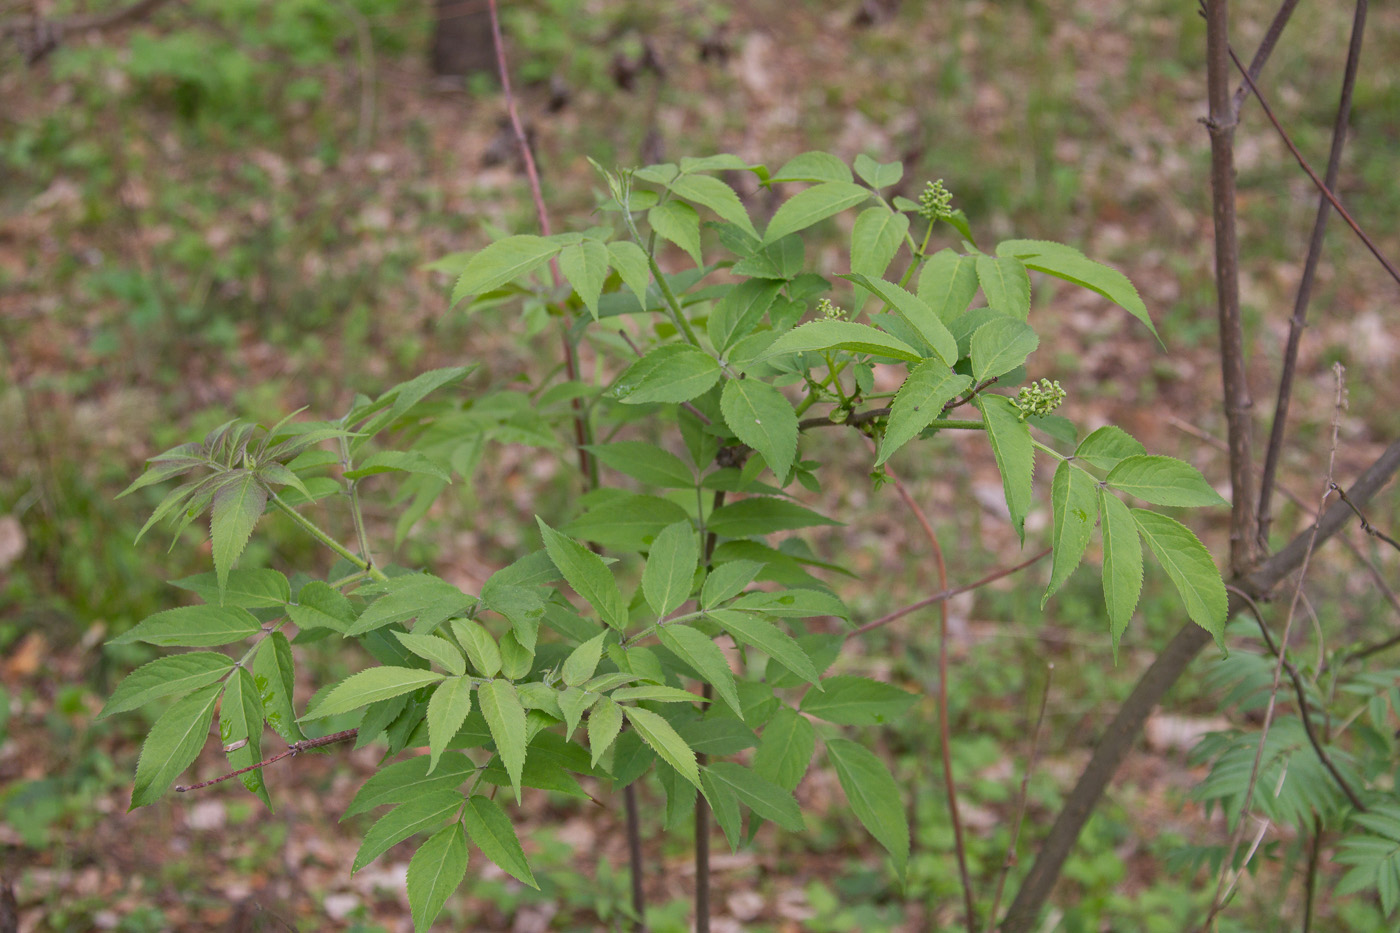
[210,471,267,596]
[878,362,971,465]
[478,679,528,804]
[700,559,764,608]
[344,753,476,819]
[100,652,235,719]
[1105,455,1228,507]
[827,738,909,881]
[1075,425,1147,472]
[343,450,450,482]
[667,172,759,240]
[111,604,261,648]
[1132,509,1227,648]
[771,151,853,184]
[129,681,222,809]
[708,279,783,354]
[853,153,903,190]
[614,344,722,404]
[451,235,560,307]
[562,631,608,687]
[975,254,1032,320]
[449,619,501,677]
[537,519,628,631]
[753,707,816,792]
[302,667,445,721]
[720,378,799,480]
[850,206,909,281]
[353,790,463,873]
[840,273,959,366]
[970,317,1040,383]
[705,498,840,538]
[917,249,980,324]
[764,181,870,244]
[426,677,474,774]
[1043,461,1099,607]
[582,442,695,488]
[997,238,1158,341]
[1099,491,1144,659]
[463,795,539,888]
[700,766,744,850]
[977,395,1035,543]
[347,573,474,637]
[706,608,822,686]
[395,631,466,676]
[607,239,652,308]
[757,319,923,365]
[799,674,918,725]
[648,199,703,265]
[588,695,624,767]
[705,761,805,832]
[624,705,700,789]
[408,824,469,932]
[286,580,356,633]
[169,568,289,609]
[558,237,610,319]
[642,521,699,617]
[253,631,303,742]
[658,623,742,719]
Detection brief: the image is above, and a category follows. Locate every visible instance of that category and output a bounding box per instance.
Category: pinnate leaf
[100,652,234,719]
[408,824,469,932]
[1099,491,1143,658]
[720,378,799,480]
[451,235,560,306]
[302,667,445,720]
[463,795,538,888]
[827,739,910,880]
[1132,509,1227,647]
[879,362,970,465]
[130,682,221,809]
[1043,461,1098,607]
[1105,455,1227,507]
[614,345,721,404]
[478,679,528,803]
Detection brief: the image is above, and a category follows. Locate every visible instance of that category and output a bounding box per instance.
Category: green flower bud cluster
[817,298,848,321]
[1011,378,1066,420]
[917,179,954,221]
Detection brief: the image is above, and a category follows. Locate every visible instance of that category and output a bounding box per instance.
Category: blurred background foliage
[2,0,1400,929]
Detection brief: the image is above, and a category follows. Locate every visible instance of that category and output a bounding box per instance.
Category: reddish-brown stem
[846,547,1051,641]
[877,450,977,932]
[174,729,358,793]
[1228,44,1400,287]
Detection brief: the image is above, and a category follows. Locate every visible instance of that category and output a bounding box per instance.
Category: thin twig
[1204,364,1347,930]
[1256,0,1369,549]
[1228,43,1400,287]
[1330,482,1400,553]
[1302,813,1323,933]
[846,548,1051,640]
[873,447,977,932]
[1229,0,1301,119]
[988,662,1053,932]
[174,729,358,792]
